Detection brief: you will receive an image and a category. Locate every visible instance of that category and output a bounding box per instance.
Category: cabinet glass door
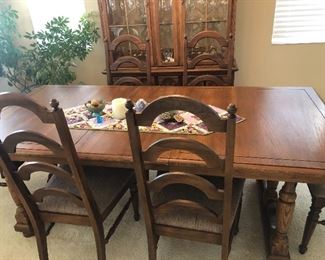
[185,0,228,58]
[107,0,147,59]
[149,0,181,66]
[159,0,175,64]
[185,0,228,38]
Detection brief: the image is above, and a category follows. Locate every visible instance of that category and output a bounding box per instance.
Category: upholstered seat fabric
[152,177,244,233]
[38,166,134,216]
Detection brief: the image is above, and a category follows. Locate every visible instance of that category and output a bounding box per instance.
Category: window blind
[272,0,325,44]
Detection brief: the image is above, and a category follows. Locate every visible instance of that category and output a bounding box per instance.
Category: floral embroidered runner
[64,102,245,135]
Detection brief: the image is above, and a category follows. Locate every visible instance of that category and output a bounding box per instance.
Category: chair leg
[148,234,159,260]
[221,225,231,260]
[234,196,243,235]
[130,182,140,221]
[92,224,106,260]
[299,197,323,254]
[221,242,230,260]
[0,170,7,187]
[31,221,49,260]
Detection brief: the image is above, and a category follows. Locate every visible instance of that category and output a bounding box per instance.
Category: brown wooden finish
[143,138,225,170]
[187,31,228,49]
[188,74,226,86]
[3,130,63,154]
[136,95,226,130]
[0,85,324,260]
[107,35,151,85]
[97,0,238,85]
[125,95,243,260]
[153,199,222,221]
[183,31,231,86]
[155,224,221,244]
[299,184,325,254]
[1,86,324,181]
[148,172,224,200]
[270,182,297,258]
[109,34,146,51]
[0,92,139,260]
[18,162,73,182]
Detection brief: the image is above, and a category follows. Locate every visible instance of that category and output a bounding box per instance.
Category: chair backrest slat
[18,162,73,183]
[143,138,225,170]
[126,95,237,238]
[32,187,84,207]
[0,92,55,123]
[148,172,224,201]
[0,92,102,226]
[135,95,227,132]
[3,130,63,155]
[153,199,222,222]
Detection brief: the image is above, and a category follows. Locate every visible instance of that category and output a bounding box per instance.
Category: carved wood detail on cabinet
[98,0,238,86]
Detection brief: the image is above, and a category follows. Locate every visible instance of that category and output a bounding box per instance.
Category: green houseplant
[0,1,100,93]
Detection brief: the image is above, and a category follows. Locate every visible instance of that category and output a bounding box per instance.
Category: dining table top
[1,85,324,184]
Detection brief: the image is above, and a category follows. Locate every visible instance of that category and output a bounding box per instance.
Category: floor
[0,178,324,260]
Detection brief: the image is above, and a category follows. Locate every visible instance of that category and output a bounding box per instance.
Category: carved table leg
[269,182,297,260]
[14,205,34,237]
[5,176,34,237]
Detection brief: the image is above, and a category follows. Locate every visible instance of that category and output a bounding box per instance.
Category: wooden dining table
[1,85,324,260]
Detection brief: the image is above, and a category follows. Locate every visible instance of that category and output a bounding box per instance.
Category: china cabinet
[97,0,237,85]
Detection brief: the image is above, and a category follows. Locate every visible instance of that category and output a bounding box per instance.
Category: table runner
[64,102,245,135]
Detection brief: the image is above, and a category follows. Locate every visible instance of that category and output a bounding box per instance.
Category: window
[272,0,325,44]
[27,0,85,32]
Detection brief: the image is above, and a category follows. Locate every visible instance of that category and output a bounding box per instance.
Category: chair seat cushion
[308,184,325,198]
[152,177,244,234]
[37,166,134,216]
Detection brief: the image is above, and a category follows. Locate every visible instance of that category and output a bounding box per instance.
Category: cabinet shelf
[186,20,227,24]
[109,24,147,28]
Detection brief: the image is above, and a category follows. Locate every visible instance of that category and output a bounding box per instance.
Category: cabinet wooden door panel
[149,0,184,66]
[98,0,237,85]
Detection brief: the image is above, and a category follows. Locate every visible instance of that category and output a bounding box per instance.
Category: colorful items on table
[64,99,245,135]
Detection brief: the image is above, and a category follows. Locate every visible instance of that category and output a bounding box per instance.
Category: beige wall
[2,0,325,99]
[235,0,325,99]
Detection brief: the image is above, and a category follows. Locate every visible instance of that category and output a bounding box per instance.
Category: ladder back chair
[0,92,139,260]
[125,95,245,260]
[299,184,325,254]
[183,31,233,86]
[107,34,151,85]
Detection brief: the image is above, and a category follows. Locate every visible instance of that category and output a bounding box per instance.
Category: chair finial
[125,99,134,111]
[50,99,59,111]
[227,104,237,119]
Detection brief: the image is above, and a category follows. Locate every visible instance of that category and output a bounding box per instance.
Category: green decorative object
[85,99,105,115]
[0,1,100,93]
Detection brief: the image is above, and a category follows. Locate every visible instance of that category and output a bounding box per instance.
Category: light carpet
[0,177,324,260]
